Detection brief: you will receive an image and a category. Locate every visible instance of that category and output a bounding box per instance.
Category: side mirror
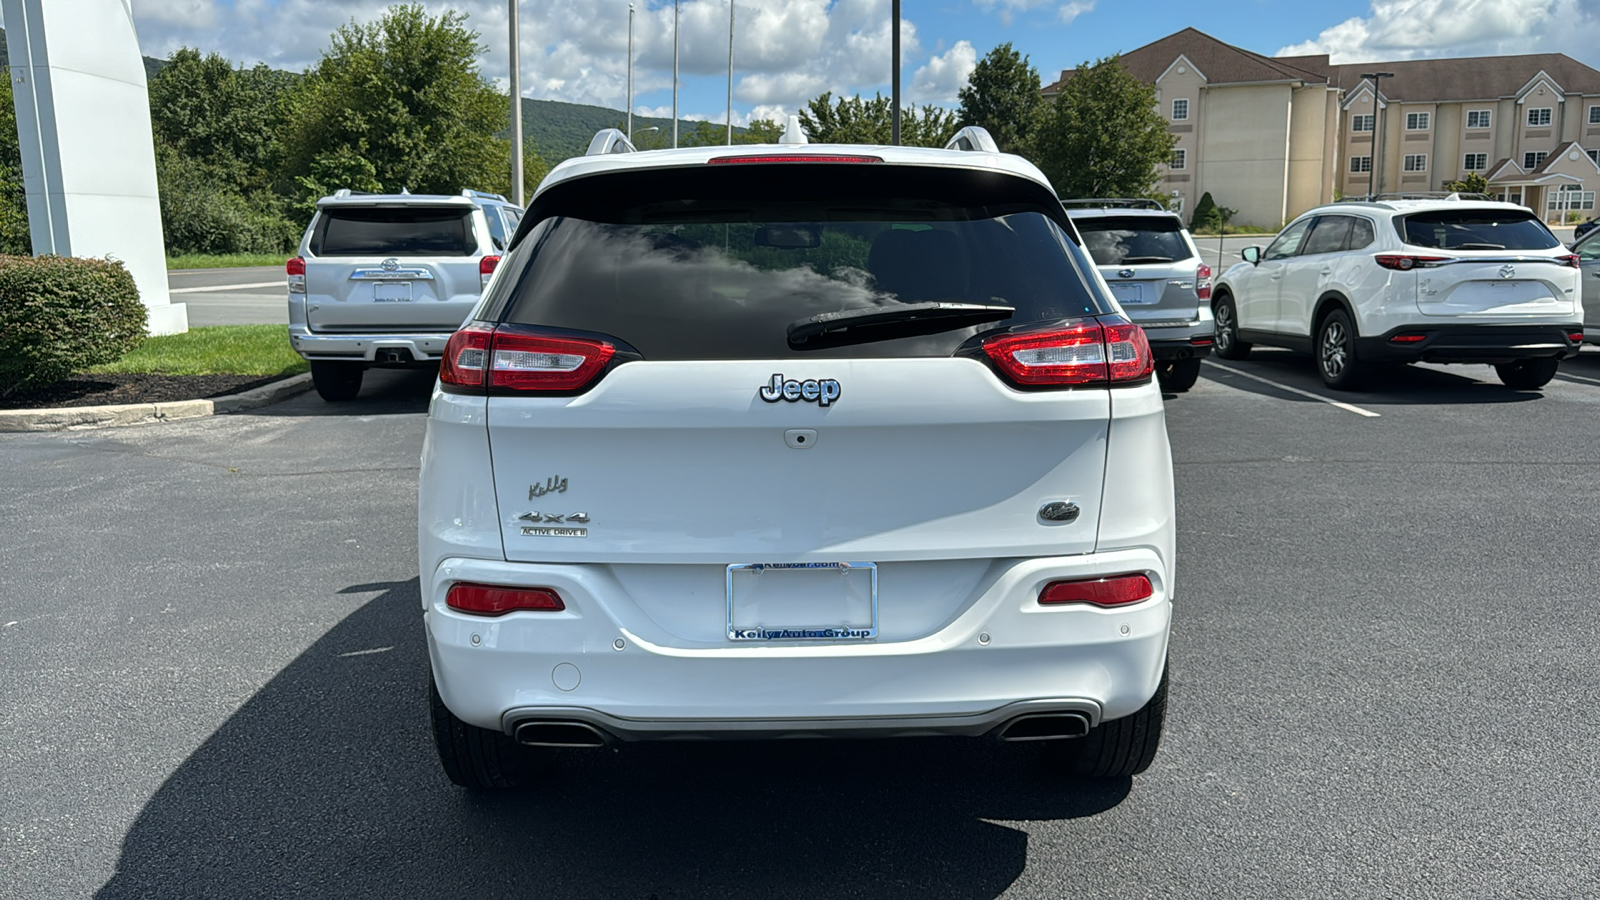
[1242,246,1261,265]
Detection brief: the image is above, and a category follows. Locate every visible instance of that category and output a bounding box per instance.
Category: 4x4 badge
[759,374,841,407]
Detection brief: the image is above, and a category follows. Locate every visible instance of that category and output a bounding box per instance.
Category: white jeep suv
[1212,198,1584,389]
[418,125,1174,788]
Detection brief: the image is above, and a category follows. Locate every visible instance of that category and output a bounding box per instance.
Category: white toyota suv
[287,189,523,401]
[419,125,1175,788]
[1212,197,1584,389]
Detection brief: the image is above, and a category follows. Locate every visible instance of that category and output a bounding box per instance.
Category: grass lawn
[167,252,292,270]
[88,325,307,377]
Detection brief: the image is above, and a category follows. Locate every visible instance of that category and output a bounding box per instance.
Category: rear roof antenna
[779,115,808,145]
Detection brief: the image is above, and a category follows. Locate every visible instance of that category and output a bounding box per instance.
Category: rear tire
[1315,309,1368,391]
[1494,358,1560,390]
[1156,357,1202,393]
[1055,664,1167,778]
[1212,294,1250,360]
[310,361,364,402]
[430,674,544,789]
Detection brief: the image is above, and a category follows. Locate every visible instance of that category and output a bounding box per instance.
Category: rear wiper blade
[1117,256,1175,264]
[787,301,1015,344]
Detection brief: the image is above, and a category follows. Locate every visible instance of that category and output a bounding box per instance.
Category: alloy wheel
[1320,319,1348,379]
[1215,303,1234,354]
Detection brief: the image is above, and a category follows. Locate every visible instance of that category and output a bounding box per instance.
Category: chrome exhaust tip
[513,720,609,748]
[996,712,1091,742]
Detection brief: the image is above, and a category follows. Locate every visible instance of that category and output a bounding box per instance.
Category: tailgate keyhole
[784,429,818,449]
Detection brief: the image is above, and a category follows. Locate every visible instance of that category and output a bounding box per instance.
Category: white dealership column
[3,0,186,334]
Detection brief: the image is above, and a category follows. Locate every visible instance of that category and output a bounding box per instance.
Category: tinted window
[1302,216,1353,255]
[1264,218,1313,260]
[1398,210,1559,250]
[1348,218,1375,250]
[311,208,475,256]
[484,208,508,250]
[495,166,1110,361]
[1075,216,1194,265]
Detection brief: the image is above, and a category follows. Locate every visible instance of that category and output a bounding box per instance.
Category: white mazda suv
[418,125,1174,788]
[1212,198,1584,389]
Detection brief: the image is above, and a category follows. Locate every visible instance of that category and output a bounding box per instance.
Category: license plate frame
[1109,282,1149,305]
[725,562,878,642]
[373,281,413,302]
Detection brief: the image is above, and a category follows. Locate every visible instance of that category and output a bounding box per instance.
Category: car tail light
[446,582,565,616]
[1390,333,1427,343]
[440,323,494,387]
[1038,574,1154,607]
[286,256,306,294]
[480,254,501,289]
[489,329,615,392]
[1195,263,1212,300]
[983,319,1152,387]
[707,154,882,165]
[1375,254,1448,271]
[1560,254,1580,269]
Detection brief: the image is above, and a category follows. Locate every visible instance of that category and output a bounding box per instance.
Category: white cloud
[911,40,977,104]
[748,103,791,125]
[1276,0,1597,62]
[1057,0,1095,25]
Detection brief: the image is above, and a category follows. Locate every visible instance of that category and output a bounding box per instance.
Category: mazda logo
[1498,264,1516,279]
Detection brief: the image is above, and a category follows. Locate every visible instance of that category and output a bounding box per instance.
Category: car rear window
[1398,209,1559,251]
[488,165,1112,360]
[311,207,475,256]
[1074,215,1194,265]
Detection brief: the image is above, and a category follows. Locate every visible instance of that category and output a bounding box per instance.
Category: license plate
[1110,283,1149,304]
[373,281,413,302]
[726,562,877,641]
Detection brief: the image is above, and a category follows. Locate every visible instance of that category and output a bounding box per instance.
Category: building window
[1403,154,1428,172]
[1590,106,1600,125]
[1170,149,1187,170]
[1463,153,1487,171]
[1466,110,1492,129]
[1351,114,1374,133]
[1172,98,1189,121]
[1548,186,1596,211]
[1589,149,1600,166]
[1350,155,1372,173]
[1524,151,1548,169]
[1406,111,1430,131]
[1527,107,1553,127]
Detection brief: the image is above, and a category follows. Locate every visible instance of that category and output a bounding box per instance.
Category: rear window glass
[493,166,1111,360]
[1398,210,1559,251]
[1074,216,1194,265]
[312,207,475,256]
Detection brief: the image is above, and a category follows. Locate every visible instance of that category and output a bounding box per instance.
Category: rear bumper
[1134,307,1214,360]
[1148,337,1213,361]
[288,323,452,363]
[1355,323,1584,364]
[425,550,1172,739]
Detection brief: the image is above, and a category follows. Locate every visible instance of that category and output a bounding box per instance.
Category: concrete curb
[0,373,314,433]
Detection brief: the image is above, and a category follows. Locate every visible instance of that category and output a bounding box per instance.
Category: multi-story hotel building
[1042,28,1600,227]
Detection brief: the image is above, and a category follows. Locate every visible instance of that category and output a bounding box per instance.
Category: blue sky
[78,1,1600,128]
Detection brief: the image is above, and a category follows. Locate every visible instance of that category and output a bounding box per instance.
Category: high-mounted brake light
[479,254,501,289]
[1038,574,1154,607]
[1195,263,1213,300]
[446,582,565,616]
[982,319,1153,387]
[707,154,883,165]
[286,256,306,294]
[1375,255,1449,271]
[440,324,615,393]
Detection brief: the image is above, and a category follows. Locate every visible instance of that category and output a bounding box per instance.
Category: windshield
[311,207,476,257]
[1074,216,1193,265]
[1398,209,1559,251]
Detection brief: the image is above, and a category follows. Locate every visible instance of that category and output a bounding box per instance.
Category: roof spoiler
[462,189,509,202]
[944,126,999,153]
[1060,198,1167,210]
[586,129,638,157]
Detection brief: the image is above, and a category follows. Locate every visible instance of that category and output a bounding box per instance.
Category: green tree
[798,92,958,147]
[1029,55,1176,199]
[956,43,1041,154]
[0,76,31,254]
[740,119,785,144]
[278,4,537,210]
[1443,172,1490,195]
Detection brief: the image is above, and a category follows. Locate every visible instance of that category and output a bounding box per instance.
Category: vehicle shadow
[250,367,437,417]
[96,580,1128,900]
[1202,350,1546,405]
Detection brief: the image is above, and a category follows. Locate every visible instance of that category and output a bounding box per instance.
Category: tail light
[286,256,305,294]
[1375,255,1448,271]
[1195,263,1212,300]
[983,318,1153,387]
[1560,254,1580,269]
[1038,574,1154,607]
[480,254,501,289]
[446,582,565,616]
[439,323,615,393]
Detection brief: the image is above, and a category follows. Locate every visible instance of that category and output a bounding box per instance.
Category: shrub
[0,255,147,396]
[1190,192,1219,231]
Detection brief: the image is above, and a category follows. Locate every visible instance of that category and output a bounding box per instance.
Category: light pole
[627,3,634,140]
[1360,71,1394,200]
[727,0,734,145]
[509,0,523,205]
[891,0,901,145]
[672,0,680,148]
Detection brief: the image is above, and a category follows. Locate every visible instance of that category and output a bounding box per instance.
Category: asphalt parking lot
[3,353,1598,899]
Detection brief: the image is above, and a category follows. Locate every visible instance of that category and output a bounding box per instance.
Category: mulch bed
[0,373,287,410]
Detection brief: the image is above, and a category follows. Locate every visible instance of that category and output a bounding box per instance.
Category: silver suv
[1064,200,1214,393]
[287,189,524,401]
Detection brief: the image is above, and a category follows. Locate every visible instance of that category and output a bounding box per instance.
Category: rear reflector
[707,154,883,165]
[446,582,565,616]
[1038,574,1154,607]
[983,319,1153,387]
[1190,336,1213,346]
[1390,333,1427,343]
[1570,331,1586,343]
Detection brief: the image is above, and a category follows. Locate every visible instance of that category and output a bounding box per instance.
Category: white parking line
[169,281,282,293]
[1202,360,1382,417]
[1555,370,1600,387]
